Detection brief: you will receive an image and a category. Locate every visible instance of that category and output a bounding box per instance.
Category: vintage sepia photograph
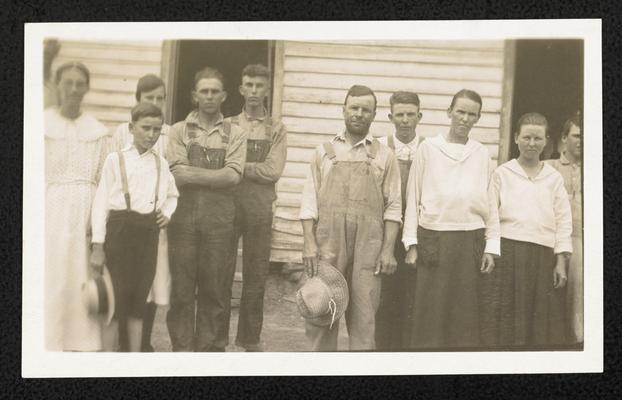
[23,20,602,376]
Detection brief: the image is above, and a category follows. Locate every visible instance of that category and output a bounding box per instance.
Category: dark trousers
[166,188,236,351]
[226,181,275,350]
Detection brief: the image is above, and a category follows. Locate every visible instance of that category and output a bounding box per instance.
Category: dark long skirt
[375,230,417,350]
[409,227,485,349]
[479,238,567,348]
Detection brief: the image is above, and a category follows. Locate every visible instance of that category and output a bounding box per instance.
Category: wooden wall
[271,40,506,264]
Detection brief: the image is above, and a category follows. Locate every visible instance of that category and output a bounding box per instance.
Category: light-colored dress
[45,108,111,351]
[111,122,171,306]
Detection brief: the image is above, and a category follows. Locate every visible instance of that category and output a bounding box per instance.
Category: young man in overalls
[375,91,423,350]
[166,67,247,352]
[224,64,288,352]
[299,85,402,351]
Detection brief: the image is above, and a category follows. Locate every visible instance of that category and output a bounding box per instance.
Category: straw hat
[296,260,349,329]
[81,266,115,325]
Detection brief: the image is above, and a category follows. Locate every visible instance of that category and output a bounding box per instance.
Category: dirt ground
[151,271,349,352]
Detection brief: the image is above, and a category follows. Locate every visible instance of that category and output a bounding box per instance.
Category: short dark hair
[449,89,482,114]
[194,66,225,89]
[389,91,420,110]
[241,64,270,80]
[131,102,163,122]
[135,74,166,102]
[515,112,549,138]
[344,85,377,111]
[561,112,582,138]
[55,61,90,86]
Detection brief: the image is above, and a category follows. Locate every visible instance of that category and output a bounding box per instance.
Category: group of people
[45,61,286,352]
[300,86,583,351]
[44,53,583,353]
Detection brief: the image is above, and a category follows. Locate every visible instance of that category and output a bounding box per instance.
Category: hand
[171,164,194,185]
[156,210,170,229]
[375,249,397,276]
[404,246,418,269]
[302,238,319,277]
[90,243,105,275]
[553,256,568,289]
[480,253,495,274]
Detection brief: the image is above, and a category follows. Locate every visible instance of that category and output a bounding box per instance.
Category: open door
[167,40,274,123]
[509,39,583,160]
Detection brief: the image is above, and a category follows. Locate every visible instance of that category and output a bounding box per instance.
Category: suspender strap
[387,135,395,151]
[368,139,380,161]
[264,116,272,140]
[153,153,161,213]
[117,151,131,211]
[222,120,231,144]
[118,151,162,213]
[323,142,337,164]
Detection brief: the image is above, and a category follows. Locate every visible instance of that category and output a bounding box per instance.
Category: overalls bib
[307,139,385,351]
[167,120,237,352]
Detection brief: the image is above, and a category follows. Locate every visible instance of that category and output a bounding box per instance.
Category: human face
[515,124,547,161]
[239,75,269,108]
[57,68,89,108]
[139,86,166,111]
[389,103,421,139]
[343,94,376,137]
[563,123,582,160]
[447,97,481,141]
[130,116,163,154]
[192,78,227,115]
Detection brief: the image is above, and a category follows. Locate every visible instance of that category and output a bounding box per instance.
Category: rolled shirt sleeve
[247,122,288,183]
[382,152,402,224]
[553,175,574,254]
[223,124,247,176]
[299,148,321,221]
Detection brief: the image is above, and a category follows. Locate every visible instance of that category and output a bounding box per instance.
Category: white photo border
[23,19,603,377]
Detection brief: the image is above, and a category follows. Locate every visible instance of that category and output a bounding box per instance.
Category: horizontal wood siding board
[296,40,504,50]
[54,57,161,78]
[270,249,303,263]
[60,40,162,49]
[281,101,501,128]
[283,72,503,97]
[285,42,503,66]
[58,45,162,63]
[282,86,502,113]
[284,56,503,82]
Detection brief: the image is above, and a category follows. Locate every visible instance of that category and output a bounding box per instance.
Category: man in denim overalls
[299,85,402,351]
[166,67,247,352]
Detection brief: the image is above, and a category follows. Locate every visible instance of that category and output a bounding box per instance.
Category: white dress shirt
[377,133,420,161]
[91,145,179,243]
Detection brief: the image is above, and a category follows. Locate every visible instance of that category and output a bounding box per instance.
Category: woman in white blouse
[481,112,572,347]
[402,89,497,349]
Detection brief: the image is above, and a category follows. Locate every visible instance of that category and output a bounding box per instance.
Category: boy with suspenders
[90,103,179,351]
[375,91,424,350]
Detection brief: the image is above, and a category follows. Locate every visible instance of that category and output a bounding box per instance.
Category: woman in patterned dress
[45,62,112,351]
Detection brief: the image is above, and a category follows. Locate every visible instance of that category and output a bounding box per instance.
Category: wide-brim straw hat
[81,266,115,326]
[296,260,349,328]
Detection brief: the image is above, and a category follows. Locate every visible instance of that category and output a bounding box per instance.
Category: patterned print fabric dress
[45,108,111,351]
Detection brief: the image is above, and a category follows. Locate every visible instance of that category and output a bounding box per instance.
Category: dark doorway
[510,40,583,160]
[171,40,272,123]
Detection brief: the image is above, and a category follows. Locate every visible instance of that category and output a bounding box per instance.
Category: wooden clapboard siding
[53,40,163,131]
[270,40,506,263]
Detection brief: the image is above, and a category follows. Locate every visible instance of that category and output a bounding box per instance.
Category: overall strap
[264,116,273,140]
[221,120,231,145]
[117,151,131,211]
[323,142,337,165]
[153,153,161,213]
[366,139,380,164]
[387,135,395,151]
